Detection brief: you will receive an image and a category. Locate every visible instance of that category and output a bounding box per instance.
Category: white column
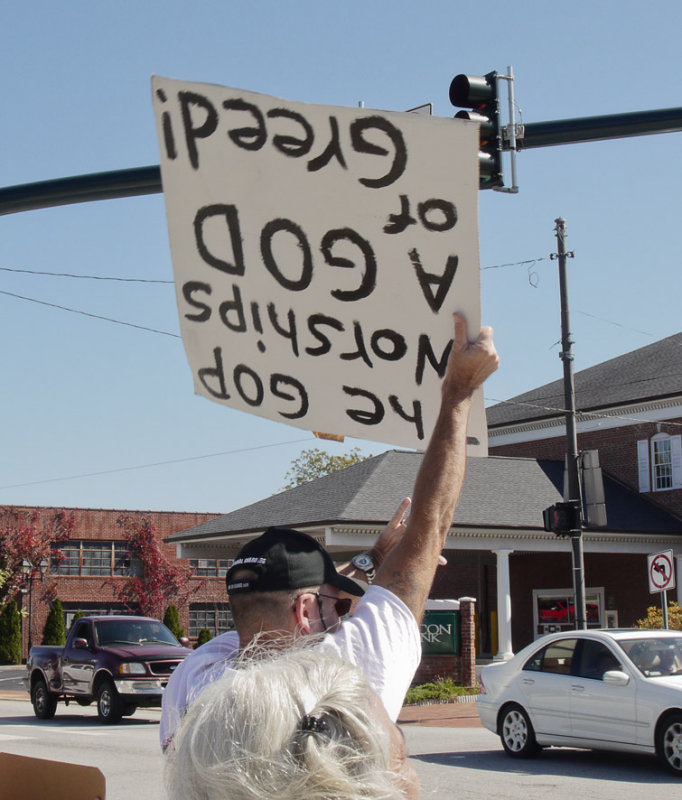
[493,549,514,660]
[676,554,682,608]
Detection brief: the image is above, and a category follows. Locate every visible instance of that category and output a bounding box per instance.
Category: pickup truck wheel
[122,703,137,717]
[31,677,58,720]
[96,679,123,724]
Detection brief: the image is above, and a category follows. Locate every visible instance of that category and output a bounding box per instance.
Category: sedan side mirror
[179,636,190,647]
[603,670,630,686]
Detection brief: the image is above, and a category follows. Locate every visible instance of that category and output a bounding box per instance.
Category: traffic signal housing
[449,71,503,189]
[542,501,582,536]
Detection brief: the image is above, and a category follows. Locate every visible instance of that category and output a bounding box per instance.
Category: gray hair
[165,645,404,800]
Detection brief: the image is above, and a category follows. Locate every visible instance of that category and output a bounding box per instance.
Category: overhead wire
[0,289,180,338]
[0,437,317,491]
[0,265,173,283]
[1,256,669,343]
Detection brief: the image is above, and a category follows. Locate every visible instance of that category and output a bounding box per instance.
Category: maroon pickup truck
[24,615,191,724]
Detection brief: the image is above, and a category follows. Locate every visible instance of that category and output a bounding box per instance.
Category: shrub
[195,628,213,648]
[68,610,85,630]
[163,605,185,640]
[42,598,66,645]
[0,599,22,664]
[635,601,682,630]
[404,677,479,705]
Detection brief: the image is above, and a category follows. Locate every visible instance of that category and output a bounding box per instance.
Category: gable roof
[487,331,682,428]
[168,450,682,543]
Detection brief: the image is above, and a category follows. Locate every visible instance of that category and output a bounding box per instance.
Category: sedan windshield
[95,619,181,647]
[618,636,682,677]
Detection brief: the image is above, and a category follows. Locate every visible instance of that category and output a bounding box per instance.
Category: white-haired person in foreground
[165,646,417,800]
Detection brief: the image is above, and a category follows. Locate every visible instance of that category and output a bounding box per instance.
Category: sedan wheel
[658,713,682,775]
[500,704,540,758]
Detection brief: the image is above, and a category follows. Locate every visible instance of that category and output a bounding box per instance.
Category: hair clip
[300,713,330,735]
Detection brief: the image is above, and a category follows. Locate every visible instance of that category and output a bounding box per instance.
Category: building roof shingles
[168,450,681,542]
[487,331,682,428]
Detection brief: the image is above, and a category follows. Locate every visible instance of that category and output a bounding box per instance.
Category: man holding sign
[160,313,498,751]
[154,78,497,750]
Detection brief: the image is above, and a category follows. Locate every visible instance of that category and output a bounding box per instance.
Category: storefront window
[533,588,603,637]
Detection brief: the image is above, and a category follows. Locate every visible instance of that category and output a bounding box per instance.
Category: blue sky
[2,1,681,513]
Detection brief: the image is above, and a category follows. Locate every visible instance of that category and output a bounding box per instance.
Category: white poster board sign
[152,76,487,453]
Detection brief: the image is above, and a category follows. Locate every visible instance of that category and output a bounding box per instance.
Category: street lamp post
[20,557,49,654]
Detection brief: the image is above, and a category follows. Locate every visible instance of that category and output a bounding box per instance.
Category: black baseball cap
[226,527,364,597]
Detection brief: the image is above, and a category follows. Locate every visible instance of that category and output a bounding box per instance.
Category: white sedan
[477,629,682,775]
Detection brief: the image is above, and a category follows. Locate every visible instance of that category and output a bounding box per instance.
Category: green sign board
[420,610,459,655]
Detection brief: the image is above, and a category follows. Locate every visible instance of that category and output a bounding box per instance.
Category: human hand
[370,497,411,568]
[442,312,499,402]
[371,497,447,568]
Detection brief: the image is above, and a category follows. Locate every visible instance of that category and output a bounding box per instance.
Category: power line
[0,266,173,283]
[4,256,547,281]
[480,256,549,271]
[1,261,672,344]
[0,437,317,491]
[0,289,180,338]
[574,309,657,338]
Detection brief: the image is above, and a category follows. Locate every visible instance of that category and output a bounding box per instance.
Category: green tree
[635,601,682,630]
[0,599,22,664]
[282,447,370,490]
[42,598,66,645]
[195,628,213,648]
[164,604,185,639]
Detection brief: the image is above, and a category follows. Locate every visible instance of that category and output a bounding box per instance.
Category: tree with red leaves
[112,515,201,619]
[0,507,75,615]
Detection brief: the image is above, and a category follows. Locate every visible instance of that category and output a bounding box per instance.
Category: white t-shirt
[159,585,420,750]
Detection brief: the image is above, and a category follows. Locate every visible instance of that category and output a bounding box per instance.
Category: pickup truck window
[72,621,92,646]
[94,619,181,647]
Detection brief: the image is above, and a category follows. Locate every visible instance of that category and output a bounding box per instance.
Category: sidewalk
[1,664,482,728]
[398,699,482,728]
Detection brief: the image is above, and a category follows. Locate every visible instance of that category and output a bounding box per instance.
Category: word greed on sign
[153,76,487,452]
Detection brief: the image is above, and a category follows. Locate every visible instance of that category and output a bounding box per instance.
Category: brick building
[3,506,226,659]
[487,331,682,516]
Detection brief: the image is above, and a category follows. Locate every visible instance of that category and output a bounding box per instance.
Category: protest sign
[152,76,487,453]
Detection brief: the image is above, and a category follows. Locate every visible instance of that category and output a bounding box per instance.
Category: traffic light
[542,502,582,536]
[449,71,503,189]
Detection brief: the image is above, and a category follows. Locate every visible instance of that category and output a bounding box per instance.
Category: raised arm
[373,312,498,621]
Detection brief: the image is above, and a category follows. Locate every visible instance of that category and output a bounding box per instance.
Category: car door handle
[571,685,585,692]
[521,678,535,685]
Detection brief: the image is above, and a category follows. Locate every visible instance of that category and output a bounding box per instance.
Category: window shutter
[637,439,650,492]
[672,435,682,489]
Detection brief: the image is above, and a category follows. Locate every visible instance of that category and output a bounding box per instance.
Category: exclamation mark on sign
[251,302,266,353]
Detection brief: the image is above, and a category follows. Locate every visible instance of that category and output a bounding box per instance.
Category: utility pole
[551,218,587,630]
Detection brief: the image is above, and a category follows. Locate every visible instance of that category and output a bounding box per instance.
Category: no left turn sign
[648,550,676,593]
